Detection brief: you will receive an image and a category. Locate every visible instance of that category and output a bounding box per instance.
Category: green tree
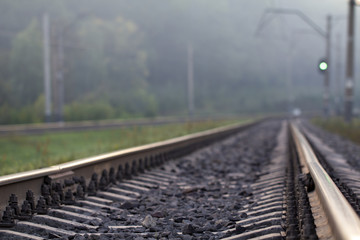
[9,19,42,106]
[64,16,157,120]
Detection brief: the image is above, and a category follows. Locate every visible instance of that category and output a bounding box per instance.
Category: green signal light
[319,61,328,71]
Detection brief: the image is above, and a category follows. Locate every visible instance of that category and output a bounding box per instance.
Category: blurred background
[0,0,357,124]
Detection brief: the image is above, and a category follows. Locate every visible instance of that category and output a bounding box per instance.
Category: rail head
[0,119,266,214]
[0,119,261,187]
[290,123,360,240]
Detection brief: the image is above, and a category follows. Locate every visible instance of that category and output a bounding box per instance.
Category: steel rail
[0,119,261,212]
[291,123,360,240]
[0,116,242,135]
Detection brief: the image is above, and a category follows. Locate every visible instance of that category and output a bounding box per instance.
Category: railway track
[0,116,240,136]
[0,119,360,239]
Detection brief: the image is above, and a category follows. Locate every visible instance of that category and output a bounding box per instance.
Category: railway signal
[318,59,328,72]
[255,9,331,118]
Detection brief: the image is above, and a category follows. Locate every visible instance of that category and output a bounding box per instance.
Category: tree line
[0,0,323,124]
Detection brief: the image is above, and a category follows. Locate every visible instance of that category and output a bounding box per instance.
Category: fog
[0,0,357,124]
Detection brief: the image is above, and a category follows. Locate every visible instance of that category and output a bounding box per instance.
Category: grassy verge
[0,119,245,176]
[312,117,360,144]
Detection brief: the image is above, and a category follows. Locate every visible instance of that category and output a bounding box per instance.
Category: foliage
[0,119,243,176]
[312,117,360,145]
[9,19,42,106]
[0,1,326,124]
[62,16,157,121]
[0,95,44,124]
[64,100,115,121]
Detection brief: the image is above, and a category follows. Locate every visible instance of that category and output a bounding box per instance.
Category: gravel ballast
[4,120,283,240]
[81,121,282,239]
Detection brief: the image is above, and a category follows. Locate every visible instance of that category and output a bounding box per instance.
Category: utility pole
[324,15,332,117]
[56,31,64,122]
[187,43,194,117]
[335,34,342,116]
[286,44,294,113]
[51,24,58,122]
[42,13,52,122]
[344,0,356,122]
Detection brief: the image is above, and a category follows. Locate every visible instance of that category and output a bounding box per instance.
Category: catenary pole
[324,15,332,117]
[344,0,355,122]
[42,13,52,122]
[57,32,64,122]
[335,34,342,116]
[255,9,331,117]
[187,43,194,117]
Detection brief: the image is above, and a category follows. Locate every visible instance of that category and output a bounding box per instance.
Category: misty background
[0,0,358,124]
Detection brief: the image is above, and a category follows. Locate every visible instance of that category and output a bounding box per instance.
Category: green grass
[312,117,360,145]
[0,119,245,176]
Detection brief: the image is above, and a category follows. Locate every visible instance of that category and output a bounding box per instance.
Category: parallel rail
[0,119,259,213]
[0,116,245,135]
[291,123,360,239]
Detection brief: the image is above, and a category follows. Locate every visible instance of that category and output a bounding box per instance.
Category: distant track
[0,116,241,136]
